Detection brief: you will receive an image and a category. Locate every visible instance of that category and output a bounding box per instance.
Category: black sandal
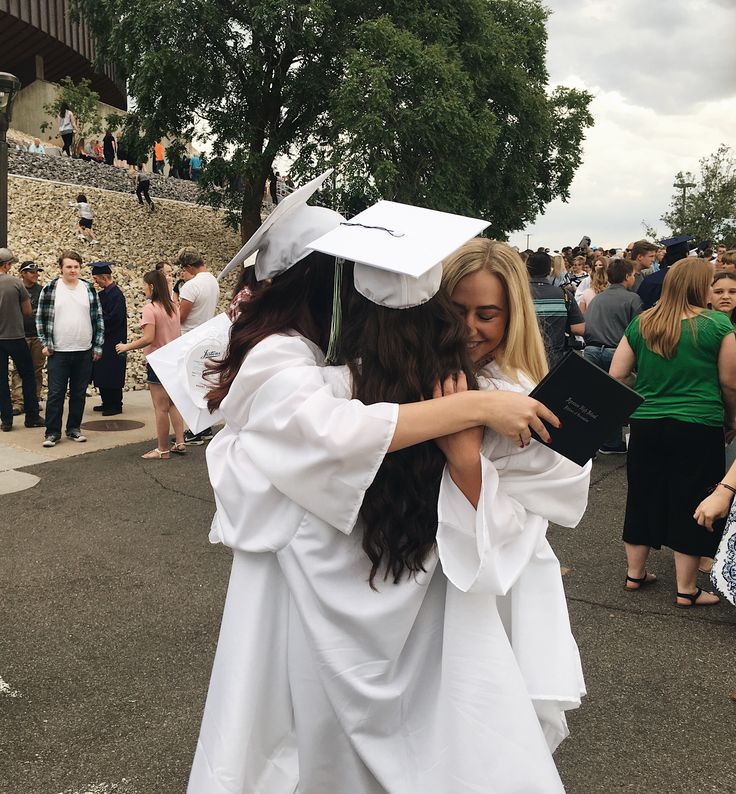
[675,588,719,609]
[624,571,657,590]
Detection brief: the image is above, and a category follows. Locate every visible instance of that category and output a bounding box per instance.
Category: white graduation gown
[477,362,592,751]
[189,335,582,794]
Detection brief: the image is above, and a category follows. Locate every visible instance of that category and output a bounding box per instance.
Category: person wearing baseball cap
[0,248,18,266]
[10,261,46,416]
[0,249,43,430]
[174,246,220,444]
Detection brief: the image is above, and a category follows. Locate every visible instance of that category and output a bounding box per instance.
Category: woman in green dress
[610,258,736,608]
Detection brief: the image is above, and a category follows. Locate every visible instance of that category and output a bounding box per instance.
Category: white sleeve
[179,277,200,303]
[209,335,398,546]
[243,372,397,534]
[574,276,590,305]
[491,441,592,528]
[436,457,546,595]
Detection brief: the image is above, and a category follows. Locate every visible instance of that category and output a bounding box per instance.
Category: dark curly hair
[340,289,477,589]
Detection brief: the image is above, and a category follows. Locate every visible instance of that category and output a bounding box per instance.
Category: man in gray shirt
[583,258,642,454]
[11,261,45,415]
[0,248,43,431]
[629,239,657,292]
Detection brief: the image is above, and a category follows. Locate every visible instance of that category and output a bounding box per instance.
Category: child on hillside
[133,164,155,211]
[69,193,100,245]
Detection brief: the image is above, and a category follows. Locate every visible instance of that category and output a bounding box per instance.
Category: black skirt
[623,418,725,556]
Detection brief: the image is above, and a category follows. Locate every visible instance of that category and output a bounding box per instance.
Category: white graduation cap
[306,200,490,308]
[218,169,345,282]
[146,313,232,434]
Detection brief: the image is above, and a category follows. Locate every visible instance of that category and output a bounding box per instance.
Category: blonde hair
[550,255,565,281]
[442,239,548,384]
[638,257,714,359]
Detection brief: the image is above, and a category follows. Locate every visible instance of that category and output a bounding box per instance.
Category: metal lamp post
[673,178,696,235]
[0,72,21,248]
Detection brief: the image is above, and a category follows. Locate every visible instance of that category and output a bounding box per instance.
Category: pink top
[580,287,598,309]
[142,300,181,355]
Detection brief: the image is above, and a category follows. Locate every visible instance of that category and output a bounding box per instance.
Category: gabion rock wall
[7,174,241,390]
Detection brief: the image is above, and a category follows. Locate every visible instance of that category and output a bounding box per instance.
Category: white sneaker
[77,234,86,242]
[43,435,60,447]
[66,431,87,442]
[91,240,101,246]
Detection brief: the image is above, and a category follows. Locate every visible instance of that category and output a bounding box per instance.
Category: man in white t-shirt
[175,247,220,443]
[36,250,104,447]
[176,247,219,334]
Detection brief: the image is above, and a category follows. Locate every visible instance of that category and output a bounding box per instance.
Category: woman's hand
[693,486,732,530]
[433,373,483,467]
[479,390,559,447]
[115,342,128,354]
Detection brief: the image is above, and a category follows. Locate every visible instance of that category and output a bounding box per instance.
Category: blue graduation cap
[659,234,694,247]
[89,261,113,275]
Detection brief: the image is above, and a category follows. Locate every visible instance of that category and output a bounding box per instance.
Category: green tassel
[325,258,343,364]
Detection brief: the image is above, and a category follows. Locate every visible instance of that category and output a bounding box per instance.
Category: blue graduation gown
[93,283,128,389]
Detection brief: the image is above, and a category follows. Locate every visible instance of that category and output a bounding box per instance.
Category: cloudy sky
[508,0,736,251]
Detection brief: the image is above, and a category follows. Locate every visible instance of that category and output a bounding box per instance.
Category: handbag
[711,502,736,606]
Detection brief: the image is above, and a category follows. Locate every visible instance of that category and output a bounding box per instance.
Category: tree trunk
[239,177,265,244]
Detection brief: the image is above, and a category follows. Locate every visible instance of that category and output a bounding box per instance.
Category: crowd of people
[0,245,218,454]
[16,102,203,182]
[2,168,735,790]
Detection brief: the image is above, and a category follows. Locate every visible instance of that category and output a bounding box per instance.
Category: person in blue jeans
[583,258,643,453]
[0,248,44,431]
[36,251,104,447]
[190,153,202,181]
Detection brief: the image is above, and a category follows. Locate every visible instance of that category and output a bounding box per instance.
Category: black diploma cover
[529,352,644,465]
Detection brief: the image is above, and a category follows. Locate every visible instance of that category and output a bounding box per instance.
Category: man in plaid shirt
[36,250,104,447]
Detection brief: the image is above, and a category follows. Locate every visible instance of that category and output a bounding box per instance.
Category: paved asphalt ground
[1,438,735,794]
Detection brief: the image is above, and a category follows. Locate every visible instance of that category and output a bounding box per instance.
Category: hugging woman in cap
[187,174,570,794]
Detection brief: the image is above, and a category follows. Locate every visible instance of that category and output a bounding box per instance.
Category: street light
[0,72,21,247]
[673,177,696,235]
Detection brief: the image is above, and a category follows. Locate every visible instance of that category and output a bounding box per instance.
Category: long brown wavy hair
[638,257,712,359]
[206,252,337,410]
[339,289,477,589]
[143,269,176,317]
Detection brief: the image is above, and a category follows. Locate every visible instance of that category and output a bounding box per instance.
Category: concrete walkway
[0,389,157,495]
[1,448,734,793]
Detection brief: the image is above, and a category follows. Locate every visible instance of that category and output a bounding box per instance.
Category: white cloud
[511,0,736,250]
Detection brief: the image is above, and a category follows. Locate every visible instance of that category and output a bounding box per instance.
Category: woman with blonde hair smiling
[442,238,548,383]
[611,257,736,607]
[442,238,591,752]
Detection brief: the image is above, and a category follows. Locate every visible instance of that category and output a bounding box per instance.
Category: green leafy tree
[40,76,104,143]
[660,145,736,246]
[304,5,593,237]
[73,0,593,243]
